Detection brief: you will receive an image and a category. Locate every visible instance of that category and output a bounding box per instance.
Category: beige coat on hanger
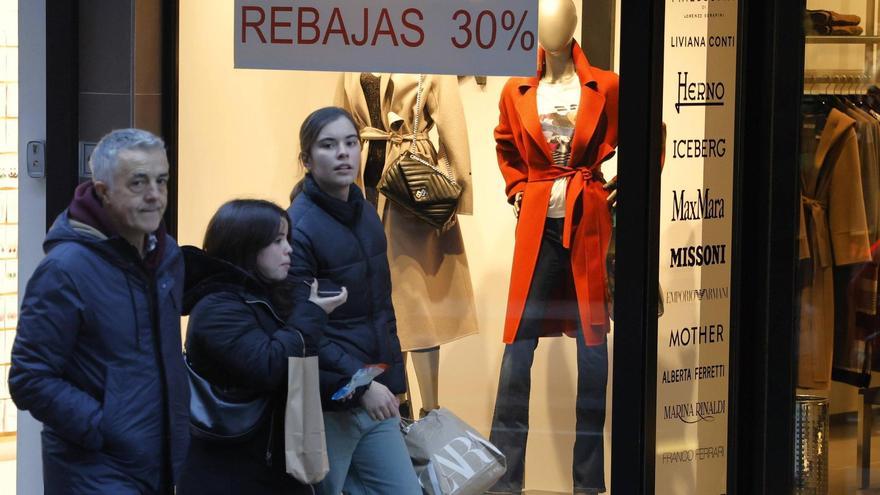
[335,73,478,351]
[798,108,871,389]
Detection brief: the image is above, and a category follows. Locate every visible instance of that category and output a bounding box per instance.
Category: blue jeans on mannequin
[319,407,421,495]
[488,218,609,494]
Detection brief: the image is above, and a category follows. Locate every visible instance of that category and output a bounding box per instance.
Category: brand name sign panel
[656,0,738,493]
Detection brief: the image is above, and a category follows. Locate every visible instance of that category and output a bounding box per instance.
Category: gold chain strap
[409,75,457,185]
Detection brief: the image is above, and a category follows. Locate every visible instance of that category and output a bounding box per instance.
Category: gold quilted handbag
[378,75,462,231]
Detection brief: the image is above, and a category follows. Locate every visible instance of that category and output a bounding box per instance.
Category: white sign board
[656,0,738,494]
[234,0,538,76]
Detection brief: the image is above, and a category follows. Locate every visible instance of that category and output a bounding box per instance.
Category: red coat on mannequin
[496,40,619,346]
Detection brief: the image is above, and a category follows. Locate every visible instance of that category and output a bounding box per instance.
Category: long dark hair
[203,199,294,316]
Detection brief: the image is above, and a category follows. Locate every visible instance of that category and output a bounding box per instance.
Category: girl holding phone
[178,199,346,494]
[288,107,420,495]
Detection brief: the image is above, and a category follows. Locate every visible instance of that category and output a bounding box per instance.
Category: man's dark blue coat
[9,209,190,494]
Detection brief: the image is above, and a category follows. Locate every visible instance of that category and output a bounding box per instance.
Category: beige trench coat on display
[335,73,479,351]
[798,108,871,390]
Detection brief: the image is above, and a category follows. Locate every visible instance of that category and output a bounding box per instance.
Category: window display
[798,107,871,390]
[797,0,880,491]
[488,0,617,492]
[180,0,616,492]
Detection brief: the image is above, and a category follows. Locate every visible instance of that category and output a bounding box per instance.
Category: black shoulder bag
[377,75,463,231]
[185,356,271,443]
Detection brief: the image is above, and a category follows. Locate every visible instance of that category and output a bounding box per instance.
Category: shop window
[181,1,618,492]
[797,0,880,492]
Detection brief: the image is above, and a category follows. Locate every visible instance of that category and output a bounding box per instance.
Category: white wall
[178,2,624,492]
[15,0,46,493]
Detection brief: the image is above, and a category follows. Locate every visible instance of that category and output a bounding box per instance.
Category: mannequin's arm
[604,122,666,208]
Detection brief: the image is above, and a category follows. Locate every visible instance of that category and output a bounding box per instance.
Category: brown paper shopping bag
[284,355,329,484]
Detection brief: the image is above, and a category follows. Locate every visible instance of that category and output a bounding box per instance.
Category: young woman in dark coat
[177,199,346,495]
[288,107,421,494]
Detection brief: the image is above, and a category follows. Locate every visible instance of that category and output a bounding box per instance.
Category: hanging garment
[335,73,478,351]
[851,241,880,373]
[495,40,618,345]
[359,73,390,208]
[831,106,880,376]
[843,105,880,242]
[798,108,872,389]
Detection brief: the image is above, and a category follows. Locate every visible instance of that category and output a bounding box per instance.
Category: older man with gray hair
[9,128,190,494]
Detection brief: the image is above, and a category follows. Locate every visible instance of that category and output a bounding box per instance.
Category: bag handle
[399,416,415,434]
[408,75,457,185]
[295,329,306,357]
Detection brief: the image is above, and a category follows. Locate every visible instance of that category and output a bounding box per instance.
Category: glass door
[795,0,880,492]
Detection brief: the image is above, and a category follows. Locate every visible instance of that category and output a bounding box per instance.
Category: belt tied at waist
[557,166,610,328]
[360,126,430,146]
[802,195,831,267]
[561,167,605,250]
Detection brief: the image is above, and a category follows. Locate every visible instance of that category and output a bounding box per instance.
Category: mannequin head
[538,0,577,55]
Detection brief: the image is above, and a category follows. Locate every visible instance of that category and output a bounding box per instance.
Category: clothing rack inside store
[806,35,880,43]
[803,2,880,488]
[803,68,880,488]
[804,73,875,95]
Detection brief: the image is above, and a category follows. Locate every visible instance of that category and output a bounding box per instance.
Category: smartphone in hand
[302,278,344,297]
[317,278,344,297]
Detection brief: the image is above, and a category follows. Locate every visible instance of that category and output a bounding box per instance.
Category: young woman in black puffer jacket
[177,199,346,495]
[288,107,421,495]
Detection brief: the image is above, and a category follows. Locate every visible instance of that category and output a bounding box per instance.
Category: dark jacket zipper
[132,263,173,482]
[349,227,383,359]
[244,297,307,470]
[241,298,280,468]
[348,225,397,366]
[245,298,285,325]
[268,330,307,467]
[265,405,275,467]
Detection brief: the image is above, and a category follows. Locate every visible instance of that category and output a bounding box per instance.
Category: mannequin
[488,0,618,493]
[335,73,479,417]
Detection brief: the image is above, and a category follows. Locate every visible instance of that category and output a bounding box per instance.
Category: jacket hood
[50,182,169,271]
[44,211,129,264]
[68,181,117,238]
[181,246,270,315]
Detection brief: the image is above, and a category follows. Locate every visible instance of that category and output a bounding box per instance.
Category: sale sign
[234,0,538,76]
